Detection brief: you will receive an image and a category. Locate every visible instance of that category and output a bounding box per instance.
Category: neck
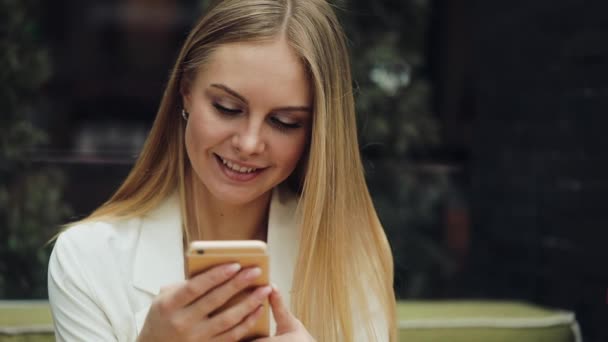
[185,172,271,241]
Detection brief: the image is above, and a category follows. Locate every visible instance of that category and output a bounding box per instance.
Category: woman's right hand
[138,263,272,342]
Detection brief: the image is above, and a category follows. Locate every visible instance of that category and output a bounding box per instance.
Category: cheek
[184,114,217,163]
[276,133,308,169]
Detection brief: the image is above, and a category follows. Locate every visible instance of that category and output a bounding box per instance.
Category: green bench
[0,300,579,341]
[0,301,54,342]
[398,300,580,342]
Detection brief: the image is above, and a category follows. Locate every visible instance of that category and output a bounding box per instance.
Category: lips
[214,154,266,182]
[219,157,258,173]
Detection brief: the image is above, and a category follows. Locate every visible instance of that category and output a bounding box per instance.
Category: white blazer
[48,187,388,341]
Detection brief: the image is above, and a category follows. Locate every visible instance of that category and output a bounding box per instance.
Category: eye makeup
[213,102,242,115]
[206,84,309,133]
[269,116,302,131]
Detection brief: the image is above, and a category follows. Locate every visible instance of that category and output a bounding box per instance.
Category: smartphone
[186,240,269,338]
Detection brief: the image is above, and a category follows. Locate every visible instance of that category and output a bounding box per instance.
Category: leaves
[342,0,449,298]
[0,0,70,299]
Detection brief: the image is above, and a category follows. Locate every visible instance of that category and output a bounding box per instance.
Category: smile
[213,154,268,184]
[218,156,259,173]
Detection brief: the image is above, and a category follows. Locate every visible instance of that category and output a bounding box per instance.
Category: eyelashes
[270,117,302,131]
[212,102,302,131]
[213,103,241,115]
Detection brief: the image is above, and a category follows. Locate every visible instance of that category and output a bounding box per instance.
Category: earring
[181,109,189,121]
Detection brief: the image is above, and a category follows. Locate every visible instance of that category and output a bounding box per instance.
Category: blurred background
[1,0,607,341]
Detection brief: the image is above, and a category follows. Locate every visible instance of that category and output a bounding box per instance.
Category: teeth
[220,157,257,173]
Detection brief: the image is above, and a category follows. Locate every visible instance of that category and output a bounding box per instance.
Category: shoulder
[53,216,142,259]
[48,196,182,340]
[49,215,145,289]
[48,217,146,341]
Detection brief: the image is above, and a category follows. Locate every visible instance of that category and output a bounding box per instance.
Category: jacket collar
[132,187,300,298]
[132,193,185,295]
[267,185,300,309]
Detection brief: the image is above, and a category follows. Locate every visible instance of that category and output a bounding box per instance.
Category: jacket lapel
[132,193,185,296]
[267,186,300,314]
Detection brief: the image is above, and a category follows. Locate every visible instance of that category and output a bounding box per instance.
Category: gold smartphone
[186,240,269,339]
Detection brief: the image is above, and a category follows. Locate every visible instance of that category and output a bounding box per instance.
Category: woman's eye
[213,103,242,115]
[270,116,302,131]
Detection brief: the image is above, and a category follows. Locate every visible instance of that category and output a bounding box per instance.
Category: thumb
[269,286,299,334]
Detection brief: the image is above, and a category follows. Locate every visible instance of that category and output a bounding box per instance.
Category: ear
[179,80,192,112]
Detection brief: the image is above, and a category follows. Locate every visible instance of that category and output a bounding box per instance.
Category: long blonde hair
[81,0,396,340]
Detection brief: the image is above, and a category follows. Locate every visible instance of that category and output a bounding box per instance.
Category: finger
[159,283,181,294]
[169,263,241,309]
[268,286,299,334]
[183,267,262,319]
[212,305,264,342]
[206,285,271,337]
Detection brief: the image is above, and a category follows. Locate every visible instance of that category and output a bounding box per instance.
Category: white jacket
[48,187,388,341]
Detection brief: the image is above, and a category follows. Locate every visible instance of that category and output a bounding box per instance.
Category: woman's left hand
[253,286,315,342]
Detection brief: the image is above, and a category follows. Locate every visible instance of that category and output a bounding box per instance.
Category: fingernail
[259,286,272,297]
[245,267,262,279]
[225,263,241,274]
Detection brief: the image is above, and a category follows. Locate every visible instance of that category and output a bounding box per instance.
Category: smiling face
[181,38,311,206]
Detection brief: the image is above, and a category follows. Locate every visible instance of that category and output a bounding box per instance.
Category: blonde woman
[48,0,396,341]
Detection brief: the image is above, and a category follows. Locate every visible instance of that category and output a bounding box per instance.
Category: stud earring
[181,109,189,121]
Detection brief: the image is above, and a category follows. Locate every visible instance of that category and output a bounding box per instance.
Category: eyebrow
[210,83,312,113]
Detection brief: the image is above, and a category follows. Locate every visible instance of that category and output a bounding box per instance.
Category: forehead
[196,39,311,106]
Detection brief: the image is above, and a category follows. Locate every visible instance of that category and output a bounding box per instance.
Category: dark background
[2,0,607,341]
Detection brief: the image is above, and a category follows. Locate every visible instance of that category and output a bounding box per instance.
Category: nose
[232,120,266,157]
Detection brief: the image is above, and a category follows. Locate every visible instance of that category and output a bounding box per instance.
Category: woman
[48,0,396,341]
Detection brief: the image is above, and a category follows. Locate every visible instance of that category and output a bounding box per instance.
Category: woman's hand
[138,263,272,342]
[254,287,316,342]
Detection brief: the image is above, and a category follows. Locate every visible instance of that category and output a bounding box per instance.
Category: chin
[210,186,270,206]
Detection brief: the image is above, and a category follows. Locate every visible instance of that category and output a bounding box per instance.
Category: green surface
[397,300,575,342]
[397,300,564,319]
[0,301,576,342]
[398,326,573,342]
[0,304,52,327]
[0,336,54,342]
[0,303,53,342]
